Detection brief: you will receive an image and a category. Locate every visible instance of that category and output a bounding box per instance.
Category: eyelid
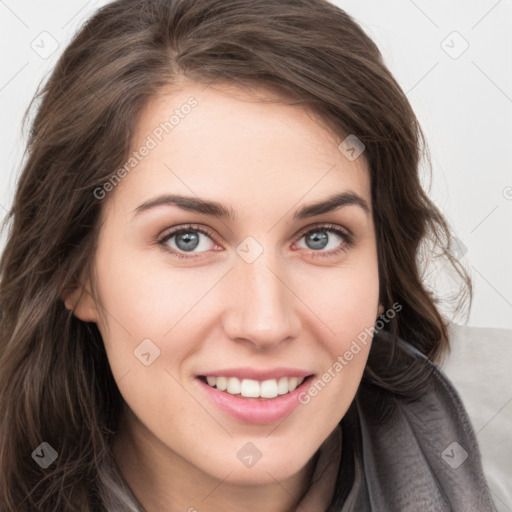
[294,221,353,240]
[156,223,220,251]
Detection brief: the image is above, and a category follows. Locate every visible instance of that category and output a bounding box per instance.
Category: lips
[195,370,316,424]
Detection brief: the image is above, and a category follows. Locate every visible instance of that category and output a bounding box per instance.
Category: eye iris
[176,231,200,251]
[306,230,328,250]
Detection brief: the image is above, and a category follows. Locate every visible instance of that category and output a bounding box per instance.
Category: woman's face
[71,81,379,487]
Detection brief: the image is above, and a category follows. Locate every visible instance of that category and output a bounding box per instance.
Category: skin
[65,81,381,512]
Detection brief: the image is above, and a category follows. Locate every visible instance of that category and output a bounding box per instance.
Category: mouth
[195,374,316,424]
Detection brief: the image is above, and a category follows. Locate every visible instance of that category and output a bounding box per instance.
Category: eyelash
[156,223,354,260]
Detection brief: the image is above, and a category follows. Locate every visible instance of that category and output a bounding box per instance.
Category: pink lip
[196,374,315,424]
[197,367,312,381]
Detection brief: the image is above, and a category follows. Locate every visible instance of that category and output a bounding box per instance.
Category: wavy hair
[0,0,471,509]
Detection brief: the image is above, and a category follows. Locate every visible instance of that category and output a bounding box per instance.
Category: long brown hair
[0,0,471,509]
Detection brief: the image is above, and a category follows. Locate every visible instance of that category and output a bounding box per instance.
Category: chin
[197,446,312,486]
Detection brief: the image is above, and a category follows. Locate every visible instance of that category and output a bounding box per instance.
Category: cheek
[92,243,237,402]
[298,253,379,410]
[301,252,380,347]
[331,269,379,349]
[94,242,214,341]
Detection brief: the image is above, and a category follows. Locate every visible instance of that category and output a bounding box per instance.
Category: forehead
[108,81,371,219]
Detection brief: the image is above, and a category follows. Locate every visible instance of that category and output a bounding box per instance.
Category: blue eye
[157,224,217,259]
[156,223,353,260]
[295,224,353,259]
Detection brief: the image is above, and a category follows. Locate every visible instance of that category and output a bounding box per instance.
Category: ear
[60,281,99,323]
[378,303,385,316]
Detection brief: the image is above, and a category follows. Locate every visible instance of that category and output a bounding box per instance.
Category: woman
[0,0,496,510]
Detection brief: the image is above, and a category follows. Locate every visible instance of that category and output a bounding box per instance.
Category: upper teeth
[205,376,305,398]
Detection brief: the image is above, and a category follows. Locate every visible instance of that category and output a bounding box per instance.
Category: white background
[1,0,511,329]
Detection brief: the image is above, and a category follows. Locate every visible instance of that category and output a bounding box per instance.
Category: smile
[196,373,315,424]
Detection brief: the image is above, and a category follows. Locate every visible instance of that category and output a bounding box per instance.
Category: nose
[223,252,301,350]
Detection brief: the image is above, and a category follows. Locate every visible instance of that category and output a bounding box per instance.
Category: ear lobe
[378,304,385,316]
[60,283,99,323]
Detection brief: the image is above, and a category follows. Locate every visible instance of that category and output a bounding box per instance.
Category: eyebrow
[132,192,370,221]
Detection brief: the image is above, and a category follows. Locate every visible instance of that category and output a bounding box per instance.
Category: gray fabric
[104,335,497,511]
[336,335,497,511]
